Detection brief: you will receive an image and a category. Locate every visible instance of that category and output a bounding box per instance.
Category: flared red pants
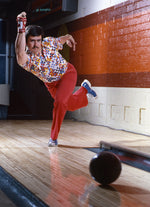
[44,63,88,140]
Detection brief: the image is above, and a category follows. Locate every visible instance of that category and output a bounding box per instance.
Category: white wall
[70,87,150,136]
[45,0,128,29]
[0,84,9,106]
[46,0,150,136]
[75,0,128,18]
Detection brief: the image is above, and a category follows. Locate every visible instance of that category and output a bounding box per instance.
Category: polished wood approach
[0,119,150,207]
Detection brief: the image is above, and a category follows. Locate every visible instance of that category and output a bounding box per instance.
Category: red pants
[44,63,88,140]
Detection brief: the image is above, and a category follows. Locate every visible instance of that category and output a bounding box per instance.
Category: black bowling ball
[89,151,122,185]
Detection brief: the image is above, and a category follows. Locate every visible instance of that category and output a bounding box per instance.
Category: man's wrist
[17,17,27,33]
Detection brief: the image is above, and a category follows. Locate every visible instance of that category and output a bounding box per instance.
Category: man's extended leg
[45,63,96,146]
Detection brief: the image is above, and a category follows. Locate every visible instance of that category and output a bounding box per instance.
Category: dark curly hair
[25,25,44,42]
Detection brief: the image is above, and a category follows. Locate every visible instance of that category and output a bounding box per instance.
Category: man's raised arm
[15,11,28,66]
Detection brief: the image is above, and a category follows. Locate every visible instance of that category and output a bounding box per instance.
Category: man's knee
[54,96,67,108]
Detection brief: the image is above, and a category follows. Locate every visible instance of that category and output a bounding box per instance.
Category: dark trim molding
[77,72,150,87]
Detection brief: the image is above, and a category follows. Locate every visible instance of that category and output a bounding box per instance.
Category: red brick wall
[67,0,150,87]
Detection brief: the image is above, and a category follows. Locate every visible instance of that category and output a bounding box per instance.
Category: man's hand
[17,11,26,18]
[60,34,77,51]
[16,11,27,33]
[65,34,77,51]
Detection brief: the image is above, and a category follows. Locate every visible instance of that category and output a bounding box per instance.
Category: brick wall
[67,0,150,87]
[44,0,150,135]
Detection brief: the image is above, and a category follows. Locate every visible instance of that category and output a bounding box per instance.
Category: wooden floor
[0,119,150,207]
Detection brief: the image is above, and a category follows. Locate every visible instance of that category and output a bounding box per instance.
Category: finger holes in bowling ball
[89,151,122,185]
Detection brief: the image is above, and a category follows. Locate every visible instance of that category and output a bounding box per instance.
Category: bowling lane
[1,120,150,206]
[44,148,150,207]
[1,145,150,207]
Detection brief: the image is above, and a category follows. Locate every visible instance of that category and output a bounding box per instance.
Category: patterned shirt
[21,37,68,83]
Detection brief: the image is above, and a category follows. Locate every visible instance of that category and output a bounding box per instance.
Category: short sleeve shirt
[21,37,68,83]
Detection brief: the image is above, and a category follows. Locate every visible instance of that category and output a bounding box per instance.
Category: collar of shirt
[26,44,49,57]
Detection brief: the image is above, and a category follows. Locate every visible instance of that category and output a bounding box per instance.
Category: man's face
[26,35,42,54]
